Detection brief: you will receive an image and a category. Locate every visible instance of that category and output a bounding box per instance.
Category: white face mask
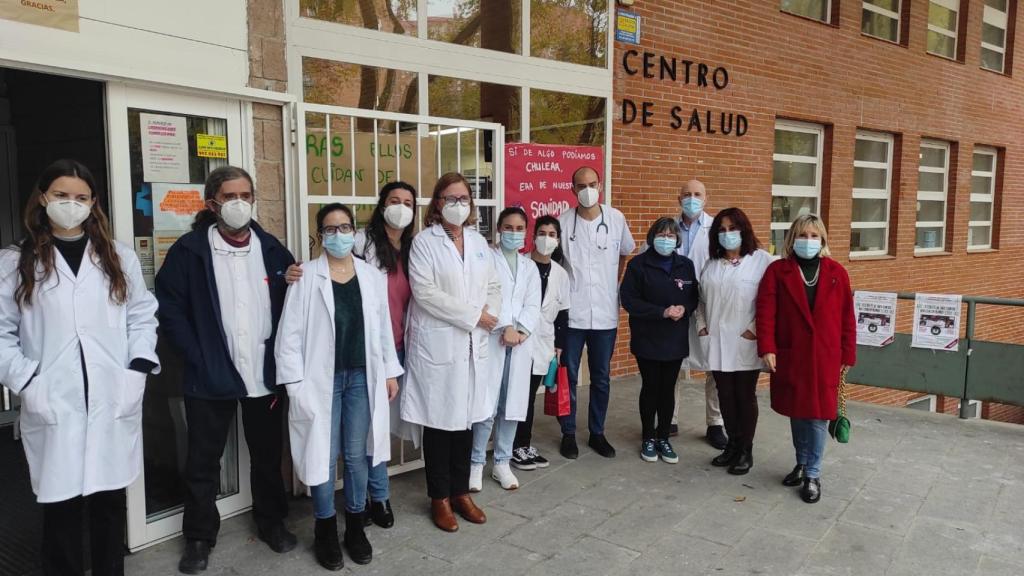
[442,203,471,226]
[577,186,600,208]
[218,199,253,231]
[535,235,559,256]
[383,204,414,230]
[46,200,91,231]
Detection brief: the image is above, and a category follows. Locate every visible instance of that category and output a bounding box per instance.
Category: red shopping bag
[544,366,571,417]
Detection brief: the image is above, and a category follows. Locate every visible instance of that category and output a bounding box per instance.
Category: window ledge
[914,250,953,258]
[849,254,896,262]
[980,66,1012,78]
[925,51,964,65]
[780,10,837,28]
[861,32,904,47]
[967,247,999,254]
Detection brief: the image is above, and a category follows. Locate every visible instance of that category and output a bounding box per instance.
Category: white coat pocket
[416,325,454,366]
[287,382,315,422]
[19,372,58,426]
[116,369,148,419]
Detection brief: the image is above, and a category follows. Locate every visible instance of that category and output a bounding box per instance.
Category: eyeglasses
[321,224,355,235]
[442,196,472,207]
[213,246,251,257]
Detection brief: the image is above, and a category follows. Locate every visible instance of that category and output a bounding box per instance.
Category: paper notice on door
[154,231,187,272]
[196,133,227,159]
[0,0,80,32]
[854,291,897,347]
[912,294,962,351]
[140,113,190,183]
[134,237,156,291]
[153,183,205,231]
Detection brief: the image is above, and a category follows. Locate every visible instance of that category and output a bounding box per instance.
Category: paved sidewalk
[127,377,1024,576]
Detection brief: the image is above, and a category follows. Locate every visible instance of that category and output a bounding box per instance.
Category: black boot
[782,465,806,487]
[711,442,740,467]
[344,511,373,565]
[368,500,395,528]
[314,516,344,571]
[728,449,753,476]
[178,540,211,574]
[801,478,821,504]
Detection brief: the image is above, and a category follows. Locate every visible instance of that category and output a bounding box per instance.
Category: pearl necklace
[799,262,820,287]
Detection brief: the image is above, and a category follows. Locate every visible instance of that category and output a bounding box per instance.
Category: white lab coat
[275,255,403,487]
[531,260,571,376]
[695,249,775,372]
[679,211,713,371]
[558,206,635,331]
[0,242,159,503]
[401,225,502,431]
[487,247,542,422]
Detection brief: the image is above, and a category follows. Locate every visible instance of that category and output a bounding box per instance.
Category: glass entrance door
[106,84,253,551]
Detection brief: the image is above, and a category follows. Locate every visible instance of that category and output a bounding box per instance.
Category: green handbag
[829,368,851,443]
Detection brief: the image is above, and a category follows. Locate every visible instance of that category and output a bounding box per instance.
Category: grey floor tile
[522,535,640,576]
[973,555,1024,576]
[761,491,852,542]
[674,493,774,546]
[501,501,610,556]
[799,522,901,576]
[840,487,923,535]
[716,527,818,575]
[626,532,731,575]
[886,517,984,576]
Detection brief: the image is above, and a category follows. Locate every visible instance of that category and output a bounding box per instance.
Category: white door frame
[106,82,255,552]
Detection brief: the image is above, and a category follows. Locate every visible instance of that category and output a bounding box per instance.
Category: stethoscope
[569,205,610,250]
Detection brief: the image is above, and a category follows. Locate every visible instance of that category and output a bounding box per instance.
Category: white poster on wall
[140,113,190,183]
[912,294,962,351]
[854,291,897,347]
[152,183,206,231]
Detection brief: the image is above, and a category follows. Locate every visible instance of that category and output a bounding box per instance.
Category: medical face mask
[653,237,677,257]
[500,231,526,251]
[383,204,414,230]
[322,232,356,258]
[46,199,91,230]
[793,238,822,259]
[218,199,254,230]
[577,186,600,208]
[535,235,559,256]
[442,203,471,226]
[719,230,742,251]
[681,196,704,219]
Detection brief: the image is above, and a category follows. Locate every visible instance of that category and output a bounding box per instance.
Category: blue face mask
[653,236,677,257]
[719,231,742,251]
[500,231,525,251]
[681,197,704,219]
[323,232,356,258]
[793,238,822,259]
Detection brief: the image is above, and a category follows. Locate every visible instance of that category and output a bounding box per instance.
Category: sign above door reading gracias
[620,49,748,137]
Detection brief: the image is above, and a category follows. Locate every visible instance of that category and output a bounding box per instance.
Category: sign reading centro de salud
[0,0,79,32]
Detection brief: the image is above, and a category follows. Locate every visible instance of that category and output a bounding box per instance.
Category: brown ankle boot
[451,494,487,524]
[431,498,459,532]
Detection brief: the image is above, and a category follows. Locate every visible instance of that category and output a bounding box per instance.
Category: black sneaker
[511,447,538,470]
[560,435,579,459]
[588,434,616,458]
[527,446,549,468]
[706,425,729,451]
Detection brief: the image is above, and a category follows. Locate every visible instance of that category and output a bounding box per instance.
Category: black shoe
[527,446,550,468]
[368,500,394,529]
[711,442,740,467]
[728,450,753,476]
[801,477,821,504]
[560,435,579,460]
[706,425,729,450]
[178,540,211,574]
[258,523,298,554]
[344,511,373,565]
[511,447,538,471]
[313,516,344,571]
[669,424,679,437]
[783,465,806,487]
[588,434,616,458]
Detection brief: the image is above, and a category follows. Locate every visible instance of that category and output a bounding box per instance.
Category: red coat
[756,257,856,420]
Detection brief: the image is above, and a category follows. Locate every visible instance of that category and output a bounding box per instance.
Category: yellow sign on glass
[196,134,227,159]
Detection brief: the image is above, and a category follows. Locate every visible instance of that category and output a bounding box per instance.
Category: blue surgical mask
[793,238,822,259]
[323,232,356,258]
[653,237,677,257]
[719,231,742,251]
[500,231,525,252]
[681,197,704,219]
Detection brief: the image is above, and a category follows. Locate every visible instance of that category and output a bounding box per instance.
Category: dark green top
[333,278,366,371]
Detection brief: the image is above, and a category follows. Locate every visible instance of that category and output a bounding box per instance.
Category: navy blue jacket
[619,250,699,362]
[155,222,295,399]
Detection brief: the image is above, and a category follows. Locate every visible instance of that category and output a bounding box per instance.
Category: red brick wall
[610,1,1024,422]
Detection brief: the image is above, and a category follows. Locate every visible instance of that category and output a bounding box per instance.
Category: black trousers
[41,488,126,576]
[712,370,761,451]
[636,357,683,440]
[182,393,288,544]
[513,374,544,450]
[421,427,472,499]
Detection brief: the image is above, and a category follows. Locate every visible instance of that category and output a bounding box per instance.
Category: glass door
[106,84,253,551]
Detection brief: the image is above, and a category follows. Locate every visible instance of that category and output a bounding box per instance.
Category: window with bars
[771,120,824,253]
[916,139,951,252]
[862,0,902,42]
[981,0,1011,73]
[927,0,961,59]
[969,147,999,250]
[851,131,894,256]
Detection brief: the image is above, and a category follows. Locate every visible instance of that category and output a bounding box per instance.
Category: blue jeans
[790,418,828,479]
[311,369,371,518]
[472,348,518,465]
[559,328,618,436]
[365,348,405,504]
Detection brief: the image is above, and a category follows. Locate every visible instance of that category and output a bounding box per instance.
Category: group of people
[0,158,855,576]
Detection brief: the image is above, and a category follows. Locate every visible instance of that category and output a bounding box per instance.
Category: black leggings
[514,374,544,450]
[636,357,683,440]
[422,427,473,499]
[42,489,126,576]
[712,370,761,451]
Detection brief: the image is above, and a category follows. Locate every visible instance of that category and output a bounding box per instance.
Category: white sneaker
[491,462,519,490]
[469,463,484,492]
